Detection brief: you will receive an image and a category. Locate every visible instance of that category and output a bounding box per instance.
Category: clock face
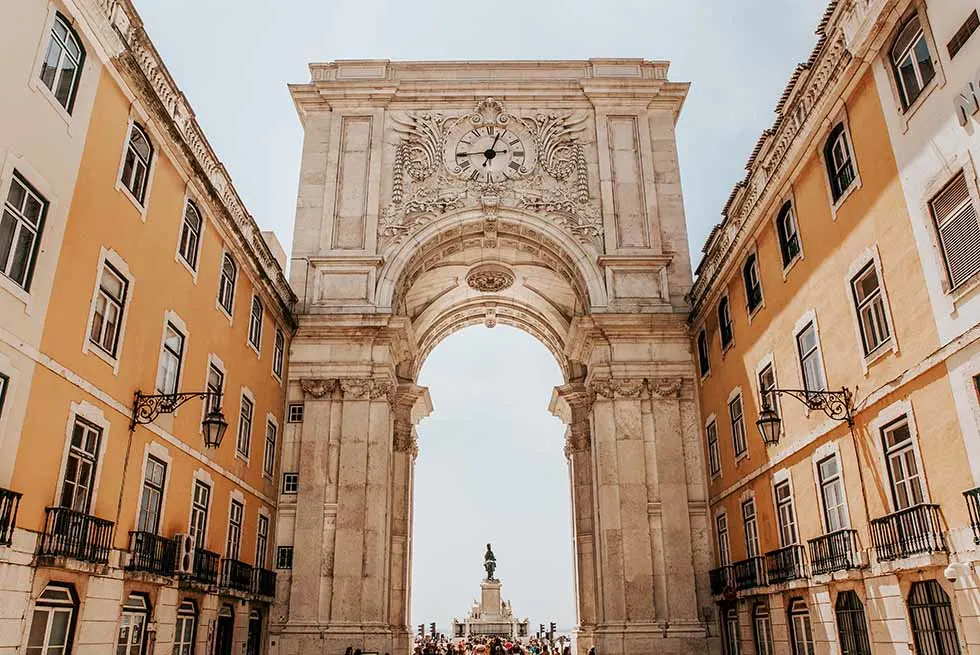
[451,125,529,183]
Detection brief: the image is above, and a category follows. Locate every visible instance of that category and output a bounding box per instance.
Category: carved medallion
[466,263,515,293]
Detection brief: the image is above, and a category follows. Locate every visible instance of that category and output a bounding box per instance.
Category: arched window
[776,201,801,266]
[178,201,203,270]
[121,123,153,205]
[246,609,263,655]
[891,14,935,109]
[248,295,264,349]
[117,593,150,655]
[908,580,961,655]
[788,598,815,655]
[824,124,856,202]
[752,603,775,655]
[722,604,740,655]
[697,329,710,377]
[836,591,871,655]
[26,583,78,655]
[718,297,734,349]
[218,254,237,314]
[174,600,197,655]
[743,254,763,312]
[39,14,85,112]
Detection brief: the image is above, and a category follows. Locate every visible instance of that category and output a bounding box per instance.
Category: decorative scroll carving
[339,378,396,403]
[649,377,683,398]
[300,378,338,399]
[466,263,515,293]
[589,378,646,400]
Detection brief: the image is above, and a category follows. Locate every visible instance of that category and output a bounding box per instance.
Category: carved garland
[587,377,685,401]
[299,378,396,403]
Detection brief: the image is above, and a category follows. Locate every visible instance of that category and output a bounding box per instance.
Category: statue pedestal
[480,580,502,617]
[451,577,528,640]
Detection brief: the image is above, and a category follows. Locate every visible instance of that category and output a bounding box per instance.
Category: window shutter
[931,173,980,288]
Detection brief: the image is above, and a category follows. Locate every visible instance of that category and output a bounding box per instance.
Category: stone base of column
[271,623,410,655]
[590,621,719,655]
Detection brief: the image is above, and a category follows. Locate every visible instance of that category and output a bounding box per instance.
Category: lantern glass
[202,408,228,448]
[756,406,782,447]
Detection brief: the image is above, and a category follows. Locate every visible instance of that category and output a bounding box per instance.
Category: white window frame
[114,117,156,217]
[173,600,197,655]
[928,169,980,293]
[225,492,245,561]
[696,327,710,379]
[753,603,774,655]
[788,599,815,655]
[772,470,799,547]
[134,445,170,534]
[29,7,86,125]
[718,292,735,353]
[729,388,747,461]
[236,387,255,462]
[155,313,188,396]
[705,415,721,479]
[715,511,731,566]
[870,400,931,512]
[794,310,828,395]
[116,594,149,655]
[248,294,263,355]
[820,112,862,215]
[810,441,852,535]
[0,157,55,307]
[774,197,804,275]
[742,248,764,318]
[26,583,78,655]
[889,11,938,111]
[263,415,277,479]
[53,401,110,511]
[176,195,205,278]
[216,251,237,322]
[272,328,285,381]
[256,510,270,568]
[742,495,760,558]
[282,472,299,495]
[287,403,304,424]
[845,247,899,370]
[276,545,294,569]
[81,248,133,372]
[187,470,213,550]
[1,171,49,293]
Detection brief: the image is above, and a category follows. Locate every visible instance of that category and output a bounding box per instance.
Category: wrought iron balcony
[38,506,114,564]
[0,486,22,545]
[184,548,219,586]
[965,487,980,545]
[808,529,862,575]
[765,544,807,584]
[870,503,946,561]
[251,567,277,597]
[709,565,734,595]
[220,558,253,593]
[731,556,767,590]
[126,531,177,577]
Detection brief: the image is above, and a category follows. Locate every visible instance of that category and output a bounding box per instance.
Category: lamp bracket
[771,387,853,425]
[130,390,221,431]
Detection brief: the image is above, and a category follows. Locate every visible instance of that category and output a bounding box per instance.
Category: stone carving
[589,378,646,400]
[300,378,338,398]
[466,263,515,293]
[650,377,684,398]
[381,98,601,249]
[339,378,396,403]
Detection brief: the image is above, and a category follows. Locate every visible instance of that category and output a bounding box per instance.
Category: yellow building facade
[0,1,296,654]
[690,2,980,655]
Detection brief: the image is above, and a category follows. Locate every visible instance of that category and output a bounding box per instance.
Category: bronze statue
[484,543,497,580]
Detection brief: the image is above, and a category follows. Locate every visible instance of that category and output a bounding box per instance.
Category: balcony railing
[731,556,767,590]
[38,506,114,564]
[766,544,807,584]
[126,532,177,577]
[808,529,861,575]
[184,548,219,586]
[870,503,946,561]
[220,558,253,593]
[251,567,277,597]
[965,487,980,545]
[0,487,22,545]
[709,565,734,595]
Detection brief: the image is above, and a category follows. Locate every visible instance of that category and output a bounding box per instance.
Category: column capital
[551,383,593,456]
[392,383,432,454]
[299,378,339,399]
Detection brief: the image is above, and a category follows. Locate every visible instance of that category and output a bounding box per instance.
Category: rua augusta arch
[275,60,719,655]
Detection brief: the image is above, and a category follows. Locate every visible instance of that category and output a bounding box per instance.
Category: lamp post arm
[771,387,853,425]
[130,390,222,431]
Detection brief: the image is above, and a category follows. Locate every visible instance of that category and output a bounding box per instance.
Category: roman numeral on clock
[508,161,521,171]
[469,169,481,181]
[459,159,471,169]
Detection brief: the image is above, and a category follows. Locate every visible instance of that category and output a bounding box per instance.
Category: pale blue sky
[134,0,827,630]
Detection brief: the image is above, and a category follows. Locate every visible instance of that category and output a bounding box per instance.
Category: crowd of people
[412,635,581,655]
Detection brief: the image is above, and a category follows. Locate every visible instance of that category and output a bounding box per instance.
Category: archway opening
[410,324,575,639]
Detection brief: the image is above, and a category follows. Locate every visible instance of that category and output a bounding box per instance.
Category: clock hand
[457,150,507,156]
[490,132,501,150]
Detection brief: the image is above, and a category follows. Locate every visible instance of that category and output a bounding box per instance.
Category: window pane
[49,610,70,646]
[9,226,36,284]
[26,610,48,647]
[55,57,77,107]
[40,40,62,91]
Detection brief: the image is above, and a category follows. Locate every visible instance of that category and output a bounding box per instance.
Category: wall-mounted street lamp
[130,391,228,448]
[755,387,854,447]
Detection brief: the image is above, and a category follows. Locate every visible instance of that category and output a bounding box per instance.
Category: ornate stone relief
[588,377,685,400]
[300,378,396,403]
[381,98,601,249]
[300,378,338,398]
[465,263,515,293]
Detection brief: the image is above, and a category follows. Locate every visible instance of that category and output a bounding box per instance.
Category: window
[226,499,243,560]
[851,262,892,355]
[776,202,801,267]
[775,480,798,546]
[835,591,871,655]
[716,513,730,566]
[929,172,980,289]
[117,594,149,655]
[825,124,856,202]
[263,421,276,478]
[719,297,733,349]
[256,514,269,568]
[797,321,826,393]
[273,329,285,379]
[758,362,779,416]
[248,296,263,350]
[722,606,740,655]
[136,455,166,534]
[237,395,253,458]
[287,403,304,423]
[155,322,184,395]
[59,418,101,513]
[743,254,763,312]
[189,480,210,548]
[120,123,152,205]
[729,394,747,458]
[818,454,848,533]
[173,601,197,655]
[706,421,721,477]
[742,498,760,558]
[282,473,299,495]
[276,546,294,569]
[788,599,815,655]
[206,363,224,414]
[88,263,128,357]
[0,373,7,421]
[891,14,936,109]
[908,580,961,655]
[1,172,48,290]
[39,14,84,112]
[178,201,203,270]
[25,584,77,655]
[752,604,775,655]
[697,329,710,377]
[882,418,925,510]
[947,10,979,59]
[218,254,236,314]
